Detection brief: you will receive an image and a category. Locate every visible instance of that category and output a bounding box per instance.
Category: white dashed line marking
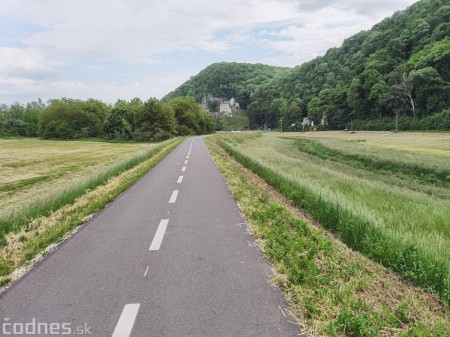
[177,176,183,183]
[169,190,179,203]
[111,303,140,337]
[149,219,169,251]
[181,166,186,172]
[184,160,188,164]
[144,266,149,277]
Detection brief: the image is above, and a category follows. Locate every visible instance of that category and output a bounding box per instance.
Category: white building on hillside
[219,97,240,116]
[220,102,232,116]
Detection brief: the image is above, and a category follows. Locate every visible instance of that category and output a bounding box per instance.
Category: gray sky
[0,0,418,104]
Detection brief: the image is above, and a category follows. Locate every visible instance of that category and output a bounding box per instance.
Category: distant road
[0,137,301,337]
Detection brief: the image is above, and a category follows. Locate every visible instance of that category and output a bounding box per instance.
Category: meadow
[219,131,450,302]
[0,138,173,245]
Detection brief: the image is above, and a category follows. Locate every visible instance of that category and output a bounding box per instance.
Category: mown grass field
[0,139,174,244]
[219,131,450,303]
[0,139,153,213]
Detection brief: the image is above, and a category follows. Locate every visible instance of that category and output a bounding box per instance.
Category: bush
[40,98,109,139]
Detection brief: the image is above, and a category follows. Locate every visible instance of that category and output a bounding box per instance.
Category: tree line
[0,96,214,141]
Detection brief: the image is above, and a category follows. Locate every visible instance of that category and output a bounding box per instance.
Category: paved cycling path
[0,137,300,337]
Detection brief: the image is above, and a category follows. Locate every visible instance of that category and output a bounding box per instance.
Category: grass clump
[206,136,449,336]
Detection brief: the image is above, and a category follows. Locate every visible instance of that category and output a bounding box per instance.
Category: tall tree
[394,73,416,118]
[134,98,177,141]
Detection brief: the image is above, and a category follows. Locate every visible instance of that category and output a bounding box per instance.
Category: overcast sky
[0,0,418,104]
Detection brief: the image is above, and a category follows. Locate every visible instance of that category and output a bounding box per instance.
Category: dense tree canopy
[248,0,450,130]
[1,97,214,141]
[169,96,215,135]
[0,99,46,137]
[40,98,109,139]
[163,62,289,109]
[133,98,177,141]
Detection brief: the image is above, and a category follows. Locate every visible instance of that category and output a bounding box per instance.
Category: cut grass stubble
[0,139,180,246]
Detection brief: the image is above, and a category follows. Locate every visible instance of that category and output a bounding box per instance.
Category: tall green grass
[0,138,179,246]
[219,136,450,303]
[292,138,450,187]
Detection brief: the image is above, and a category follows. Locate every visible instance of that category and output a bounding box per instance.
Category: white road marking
[177,176,183,183]
[184,160,188,164]
[144,266,149,277]
[149,219,169,251]
[169,190,179,203]
[182,166,186,172]
[186,156,189,159]
[111,303,140,337]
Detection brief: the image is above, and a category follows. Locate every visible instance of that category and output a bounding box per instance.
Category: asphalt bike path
[0,137,300,337]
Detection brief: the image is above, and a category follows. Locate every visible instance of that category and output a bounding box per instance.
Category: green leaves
[406,40,450,78]
[40,98,109,139]
[133,98,177,141]
[169,96,215,135]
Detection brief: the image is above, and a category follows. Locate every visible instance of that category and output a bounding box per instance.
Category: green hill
[247,0,450,130]
[166,0,450,131]
[163,62,289,109]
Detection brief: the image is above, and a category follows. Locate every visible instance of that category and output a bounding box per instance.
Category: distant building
[219,97,240,116]
[220,102,232,116]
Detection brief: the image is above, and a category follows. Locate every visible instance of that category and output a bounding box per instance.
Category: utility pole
[279,118,284,133]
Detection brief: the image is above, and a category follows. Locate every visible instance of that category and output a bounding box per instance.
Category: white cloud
[0,47,53,73]
[256,6,372,66]
[293,0,415,16]
[1,0,303,61]
[0,0,418,103]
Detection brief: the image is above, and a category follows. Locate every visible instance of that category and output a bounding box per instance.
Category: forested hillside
[248,0,450,130]
[167,0,450,131]
[163,62,289,109]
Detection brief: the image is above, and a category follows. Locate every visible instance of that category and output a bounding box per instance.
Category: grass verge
[0,138,182,288]
[206,136,449,336]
